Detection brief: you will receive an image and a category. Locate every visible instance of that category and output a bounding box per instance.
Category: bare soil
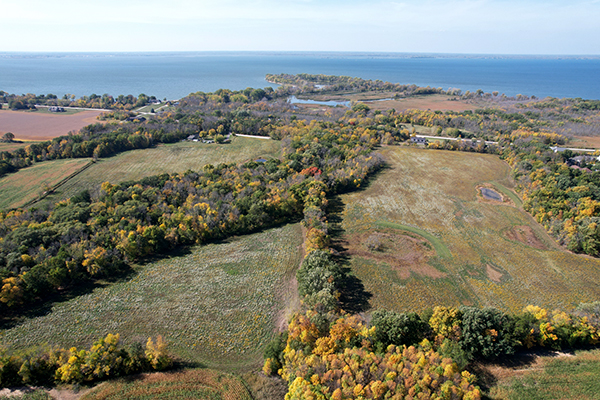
[0,109,103,140]
[486,264,504,283]
[346,231,445,279]
[505,225,547,250]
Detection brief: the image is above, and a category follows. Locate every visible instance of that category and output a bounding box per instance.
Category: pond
[288,95,350,107]
[480,187,503,201]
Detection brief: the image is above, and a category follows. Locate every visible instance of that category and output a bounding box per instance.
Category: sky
[2,0,600,55]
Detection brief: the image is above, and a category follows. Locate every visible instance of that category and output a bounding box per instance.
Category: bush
[371,310,429,352]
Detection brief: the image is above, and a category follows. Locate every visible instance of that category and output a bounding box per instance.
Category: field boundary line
[18,159,94,210]
[375,220,452,259]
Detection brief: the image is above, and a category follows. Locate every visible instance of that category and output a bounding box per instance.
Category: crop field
[339,147,600,313]
[82,369,253,400]
[0,158,91,209]
[0,223,303,371]
[0,109,103,140]
[36,136,280,203]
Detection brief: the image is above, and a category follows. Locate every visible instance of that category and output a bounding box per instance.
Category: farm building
[411,137,428,145]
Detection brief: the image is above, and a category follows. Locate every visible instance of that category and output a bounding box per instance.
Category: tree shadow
[326,195,372,314]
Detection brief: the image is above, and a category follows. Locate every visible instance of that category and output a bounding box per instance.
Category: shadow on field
[327,195,372,314]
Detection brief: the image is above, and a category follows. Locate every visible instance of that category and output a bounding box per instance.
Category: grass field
[339,147,600,313]
[29,136,280,205]
[486,349,600,400]
[0,223,303,371]
[81,369,253,400]
[0,141,40,152]
[0,158,91,209]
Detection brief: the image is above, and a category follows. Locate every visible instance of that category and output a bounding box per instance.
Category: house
[126,116,146,123]
[411,137,428,145]
[187,134,198,141]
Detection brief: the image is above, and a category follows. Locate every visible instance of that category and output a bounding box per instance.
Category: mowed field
[0,109,103,140]
[0,158,91,209]
[24,136,280,205]
[0,223,303,371]
[340,147,600,313]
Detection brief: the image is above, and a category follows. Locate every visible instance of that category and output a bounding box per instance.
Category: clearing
[0,158,91,209]
[0,223,303,371]
[339,147,600,313]
[0,109,103,140]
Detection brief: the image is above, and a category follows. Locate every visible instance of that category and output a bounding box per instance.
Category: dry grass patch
[81,369,253,400]
[505,225,548,250]
[346,230,443,280]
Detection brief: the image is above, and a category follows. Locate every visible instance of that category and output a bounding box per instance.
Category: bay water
[1,52,599,101]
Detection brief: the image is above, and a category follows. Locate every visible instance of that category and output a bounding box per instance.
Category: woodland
[2,74,600,399]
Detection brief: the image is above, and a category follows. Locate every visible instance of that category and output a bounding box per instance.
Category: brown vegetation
[505,225,548,250]
[346,230,445,279]
[0,109,103,140]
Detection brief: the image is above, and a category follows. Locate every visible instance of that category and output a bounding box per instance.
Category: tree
[1,132,15,143]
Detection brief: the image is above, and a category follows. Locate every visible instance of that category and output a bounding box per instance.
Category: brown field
[567,135,600,149]
[303,92,477,112]
[0,109,102,140]
[0,141,40,152]
[366,95,477,112]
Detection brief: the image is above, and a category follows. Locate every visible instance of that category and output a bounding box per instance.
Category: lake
[1,52,599,100]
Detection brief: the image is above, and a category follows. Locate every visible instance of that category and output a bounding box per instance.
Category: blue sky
[3,0,599,54]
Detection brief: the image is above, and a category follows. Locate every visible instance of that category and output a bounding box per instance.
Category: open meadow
[0,109,103,140]
[0,223,303,371]
[339,146,600,313]
[81,369,254,400]
[10,136,280,206]
[0,158,91,209]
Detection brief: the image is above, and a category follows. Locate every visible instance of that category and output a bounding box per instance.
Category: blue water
[0,52,599,100]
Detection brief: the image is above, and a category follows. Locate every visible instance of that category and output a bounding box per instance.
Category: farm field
[0,158,91,209]
[0,223,303,371]
[339,147,600,313]
[0,109,103,140]
[39,136,281,203]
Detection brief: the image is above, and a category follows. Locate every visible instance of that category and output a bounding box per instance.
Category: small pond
[480,187,503,201]
[288,95,350,107]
